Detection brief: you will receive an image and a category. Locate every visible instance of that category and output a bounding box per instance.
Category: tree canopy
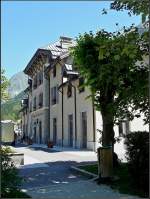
[110,0,149,22]
[72,25,148,147]
[1,69,10,101]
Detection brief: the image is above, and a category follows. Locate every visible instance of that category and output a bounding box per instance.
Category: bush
[1,146,24,198]
[124,131,149,196]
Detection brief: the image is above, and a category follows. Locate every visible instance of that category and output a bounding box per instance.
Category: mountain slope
[1,91,26,121]
[7,71,28,98]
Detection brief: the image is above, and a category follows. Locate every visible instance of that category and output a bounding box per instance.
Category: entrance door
[81,112,87,148]
[53,118,57,145]
[33,126,36,143]
[39,121,42,144]
[68,114,73,147]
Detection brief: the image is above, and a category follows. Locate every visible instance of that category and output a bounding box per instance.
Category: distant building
[1,120,15,144]
[20,36,148,160]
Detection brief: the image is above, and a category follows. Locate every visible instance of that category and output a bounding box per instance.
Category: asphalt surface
[15,144,141,199]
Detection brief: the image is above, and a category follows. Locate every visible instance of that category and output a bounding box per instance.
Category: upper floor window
[38,71,43,85]
[118,119,130,136]
[67,85,72,98]
[78,77,85,93]
[30,101,32,112]
[33,75,37,89]
[33,97,36,110]
[53,65,56,77]
[51,86,59,105]
[39,93,43,108]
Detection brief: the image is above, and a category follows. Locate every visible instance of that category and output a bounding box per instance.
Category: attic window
[65,64,72,71]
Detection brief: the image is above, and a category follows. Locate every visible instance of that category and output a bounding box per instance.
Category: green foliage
[1,91,25,121]
[110,0,149,22]
[72,26,148,124]
[1,147,22,197]
[1,69,10,101]
[124,131,149,196]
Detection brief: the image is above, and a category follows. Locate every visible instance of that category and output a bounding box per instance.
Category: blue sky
[2,1,141,79]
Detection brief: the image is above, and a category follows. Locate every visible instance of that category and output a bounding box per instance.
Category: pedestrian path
[15,145,141,199]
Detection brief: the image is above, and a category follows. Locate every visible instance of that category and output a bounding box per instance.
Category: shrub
[124,131,149,196]
[1,146,22,197]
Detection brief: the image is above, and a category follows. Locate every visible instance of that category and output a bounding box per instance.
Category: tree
[1,69,10,101]
[72,26,148,178]
[110,0,149,22]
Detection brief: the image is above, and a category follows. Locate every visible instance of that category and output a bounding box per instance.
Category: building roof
[24,36,76,74]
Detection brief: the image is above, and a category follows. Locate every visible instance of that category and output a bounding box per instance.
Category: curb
[70,165,97,178]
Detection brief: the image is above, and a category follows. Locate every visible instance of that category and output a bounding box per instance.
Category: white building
[21,36,148,160]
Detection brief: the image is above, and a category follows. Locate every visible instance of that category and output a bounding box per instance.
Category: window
[53,65,56,77]
[118,120,130,136]
[33,75,37,89]
[78,77,85,93]
[33,97,36,110]
[38,71,43,85]
[30,101,32,112]
[51,86,59,105]
[67,85,72,98]
[39,93,43,108]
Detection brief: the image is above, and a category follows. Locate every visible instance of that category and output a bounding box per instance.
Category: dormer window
[67,85,72,98]
[53,65,56,77]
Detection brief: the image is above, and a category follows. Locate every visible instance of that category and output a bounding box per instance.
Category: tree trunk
[98,109,114,179]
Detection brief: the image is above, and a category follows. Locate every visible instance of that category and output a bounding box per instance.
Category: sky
[2,1,141,79]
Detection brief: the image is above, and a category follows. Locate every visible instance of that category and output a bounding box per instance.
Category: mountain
[7,71,28,98]
[1,91,26,121]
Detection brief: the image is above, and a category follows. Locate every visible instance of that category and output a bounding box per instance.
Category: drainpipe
[61,76,64,147]
[92,100,96,151]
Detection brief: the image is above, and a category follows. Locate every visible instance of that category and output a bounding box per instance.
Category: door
[33,126,36,143]
[53,118,57,145]
[39,121,42,144]
[68,114,73,147]
[81,112,87,148]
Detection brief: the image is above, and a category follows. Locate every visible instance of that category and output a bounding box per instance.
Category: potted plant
[47,141,53,148]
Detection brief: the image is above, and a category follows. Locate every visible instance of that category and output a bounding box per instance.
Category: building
[21,36,148,158]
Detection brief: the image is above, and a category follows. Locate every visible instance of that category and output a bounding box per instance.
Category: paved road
[15,144,140,199]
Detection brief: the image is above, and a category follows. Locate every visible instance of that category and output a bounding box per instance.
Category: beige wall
[48,61,96,150]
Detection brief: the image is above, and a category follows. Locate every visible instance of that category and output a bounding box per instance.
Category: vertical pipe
[74,85,77,148]
[92,100,96,151]
[61,76,64,147]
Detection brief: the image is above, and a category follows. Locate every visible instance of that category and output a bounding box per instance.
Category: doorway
[68,114,73,147]
[39,121,42,144]
[53,118,57,145]
[81,112,87,148]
